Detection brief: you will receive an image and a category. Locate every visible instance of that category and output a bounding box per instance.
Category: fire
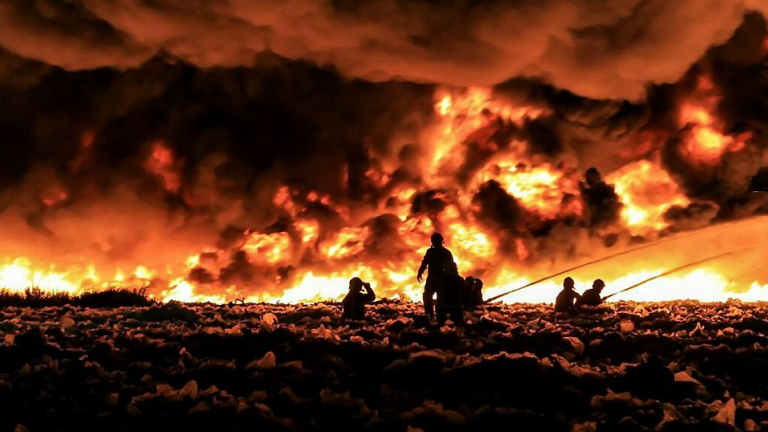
[296,219,320,244]
[242,231,292,264]
[679,103,739,165]
[607,160,690,234]
[1,86,766,306]
[319,227,369,259]
[484,267,768,305]
[678,75,748,166]
[428,87,544,180]
[477,162,581,219]
[447,222,494,263]
[0,259,77,294]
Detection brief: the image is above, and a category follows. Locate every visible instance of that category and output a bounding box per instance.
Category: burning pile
[0,81,766,304]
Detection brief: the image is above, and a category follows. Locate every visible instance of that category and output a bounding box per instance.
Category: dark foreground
[2,301,768,431]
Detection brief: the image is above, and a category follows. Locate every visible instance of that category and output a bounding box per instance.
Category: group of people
[342,232,609,321]
[343,233,484,323]
[554,277,605,312]
[417,233,486,324]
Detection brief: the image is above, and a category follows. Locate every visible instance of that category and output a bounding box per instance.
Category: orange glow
[41,184,69,207]
[319,227,369,259]
[607,160,690,235]
[273,186,297,216]
[677,74,748,166]
[144,141,182,193]
[1,86,765,306]
[296,219,320,244]
[679,103,734,165]
[477,162,581,219]
[428,88,544,181]
[242,231,291,264]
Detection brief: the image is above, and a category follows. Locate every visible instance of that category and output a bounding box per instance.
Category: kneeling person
[438,263,465,325]
[342,277,376,320]
[555,277,581,312]
[577,279,605,307]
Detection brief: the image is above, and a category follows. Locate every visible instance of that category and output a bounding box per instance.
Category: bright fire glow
[678,75,748,166]
[477,162,581,219]
[607,160,690,234]
[1,86,765,306]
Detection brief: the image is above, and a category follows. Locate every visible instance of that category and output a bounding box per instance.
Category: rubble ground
[3,300,768,431]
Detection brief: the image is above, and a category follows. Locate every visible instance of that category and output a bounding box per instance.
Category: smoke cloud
[1,0,766,99]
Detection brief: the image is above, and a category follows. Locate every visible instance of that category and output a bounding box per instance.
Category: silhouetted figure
[555,277,581,312]
[417,233,455,317]
[473,278,484,306]
[577,279,605,307]
[437,262,464,325]
[463,276,476,309]
[579,167,622,232]
[342,277,375,320]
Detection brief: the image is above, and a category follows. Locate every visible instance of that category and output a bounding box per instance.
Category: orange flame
[607,160,690,235]
[2,86,766,306]
[678,75,748,166]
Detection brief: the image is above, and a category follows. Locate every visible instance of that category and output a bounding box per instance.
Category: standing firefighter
[417,233,455,318]
[555,277,581,313]
[437,262,465,325]
[342,277,376,320]
[577,279,605,307]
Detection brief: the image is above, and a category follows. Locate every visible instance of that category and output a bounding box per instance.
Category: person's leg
[423,281,435,317]
[437,309,447,325]
[451,307,464,325]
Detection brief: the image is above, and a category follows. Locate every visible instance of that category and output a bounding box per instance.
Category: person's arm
[574,291,583,306]
[362,283,375,303]
[417,249,431,282]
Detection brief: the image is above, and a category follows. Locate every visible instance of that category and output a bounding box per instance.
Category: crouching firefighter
[342,277,376,320]
[437,262,465,326]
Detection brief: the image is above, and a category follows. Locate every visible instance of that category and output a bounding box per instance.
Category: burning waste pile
[5,301,768,431]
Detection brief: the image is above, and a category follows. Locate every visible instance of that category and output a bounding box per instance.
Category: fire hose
[484,230,703,304]
[484,217,766,304]
[601,246,760,301]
